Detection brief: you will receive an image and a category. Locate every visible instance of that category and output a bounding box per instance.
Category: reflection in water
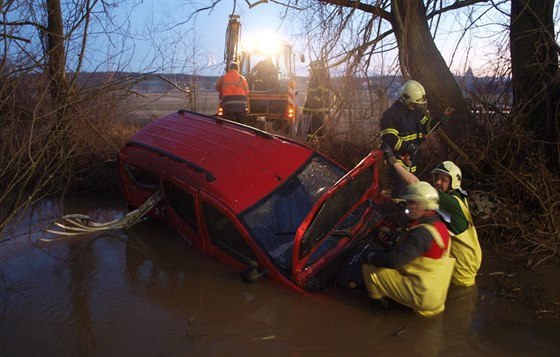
[0,197,558,356]
[444,284,478,341]
[68,239,96,356]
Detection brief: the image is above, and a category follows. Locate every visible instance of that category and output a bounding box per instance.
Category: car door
[198,193,261,270]
[162,179,204,251]
[291,150,384,288]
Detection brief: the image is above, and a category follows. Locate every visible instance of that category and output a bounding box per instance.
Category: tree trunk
[46,0,68,108]
[391,0,471,140]
[510,0,560,171]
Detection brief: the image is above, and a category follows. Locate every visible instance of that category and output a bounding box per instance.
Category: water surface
[1,197,558,356]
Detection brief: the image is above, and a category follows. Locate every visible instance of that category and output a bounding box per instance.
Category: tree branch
[427,0,496,20]
[317,0,392,21]
[0,34,32,43]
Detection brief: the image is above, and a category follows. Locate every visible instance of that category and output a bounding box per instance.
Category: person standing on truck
[361,181,455,316]
[302,60,331,140]
[216,62,249,123]
[384,149,482,287]
[380,80,431,198]
[249,56,278,90]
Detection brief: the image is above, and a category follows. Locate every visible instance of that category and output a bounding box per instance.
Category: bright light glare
[241,34,281,55]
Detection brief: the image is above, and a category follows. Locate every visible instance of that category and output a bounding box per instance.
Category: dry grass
[456,113,559,266]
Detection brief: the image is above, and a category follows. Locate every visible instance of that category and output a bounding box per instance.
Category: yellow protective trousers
[362,225,455,317]
[449,196,482,287]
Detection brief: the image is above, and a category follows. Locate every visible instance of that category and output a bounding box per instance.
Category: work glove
[359,252,375,265]
[382,144,397,165]
[439,106,455,124]
[402,142,418,157]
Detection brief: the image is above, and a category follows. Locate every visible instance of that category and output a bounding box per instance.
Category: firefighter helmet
[398,80,427,106]
[431,161,462,190]
[401,181,439,211]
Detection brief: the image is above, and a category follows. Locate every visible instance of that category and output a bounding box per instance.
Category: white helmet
[401,181,439,211]
[431,161,462,190]
[398,80,427,106]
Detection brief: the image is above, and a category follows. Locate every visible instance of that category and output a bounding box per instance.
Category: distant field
[124,90,220,124]
[123,89,381,144]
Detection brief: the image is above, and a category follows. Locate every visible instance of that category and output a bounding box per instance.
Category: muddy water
[1,197,558,356]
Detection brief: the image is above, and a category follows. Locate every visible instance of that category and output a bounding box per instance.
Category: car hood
[291,150,383,287]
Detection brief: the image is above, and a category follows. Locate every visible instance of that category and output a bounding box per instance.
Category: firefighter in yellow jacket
[361,181,455,316]
[384,149,482,287]
[430,161,482,286]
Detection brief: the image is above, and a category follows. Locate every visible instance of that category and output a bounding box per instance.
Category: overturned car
[117,110,402,292]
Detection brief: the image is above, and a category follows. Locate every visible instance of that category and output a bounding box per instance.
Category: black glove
[359,252,374,264]
[382,144,397,165]
[402,142,417,156]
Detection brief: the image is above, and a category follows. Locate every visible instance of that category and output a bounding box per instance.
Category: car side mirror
[240,264,265,283]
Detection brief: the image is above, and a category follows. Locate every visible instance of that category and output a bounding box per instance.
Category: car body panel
[118,110,393,292]
[124,110,315,214]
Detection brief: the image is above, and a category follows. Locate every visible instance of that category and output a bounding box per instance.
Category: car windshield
[240,155,346,276]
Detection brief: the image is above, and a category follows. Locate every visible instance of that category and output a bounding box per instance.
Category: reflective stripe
[288,80,295,107]
[217,70,249,97]
[303,107,329,112]
[381,128,422,147]
[420,115,429,125]
[395,159,416,172]
[222,99,247,105]
[380,128,399,136]
[401,133,423,141]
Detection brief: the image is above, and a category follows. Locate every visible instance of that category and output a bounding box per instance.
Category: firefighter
[430,161,482,286]
[361,181,456,316]
[215,62,249,123]
[302,60,331,140]
[384,150,482,287]
[380,80,432,198]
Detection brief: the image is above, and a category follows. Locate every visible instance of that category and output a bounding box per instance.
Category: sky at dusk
[102,1,294,75]
[97,1,513,77]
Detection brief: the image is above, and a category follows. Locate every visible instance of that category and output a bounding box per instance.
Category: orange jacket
[215,70,249,98]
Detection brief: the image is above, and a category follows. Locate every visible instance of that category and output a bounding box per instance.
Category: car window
[124,164,159,191]
[203,203,257,265]
[298,160,375,259]
[240,155,345,276]
[163,181,198,231]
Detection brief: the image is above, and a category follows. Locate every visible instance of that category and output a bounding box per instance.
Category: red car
[118,110,400,292]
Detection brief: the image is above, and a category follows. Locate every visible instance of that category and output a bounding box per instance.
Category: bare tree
[0,0,139,233]
[288,1,499,141]
[46,0,68,108]
[510,0,560,172]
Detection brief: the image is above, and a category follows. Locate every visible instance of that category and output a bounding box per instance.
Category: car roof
[125,110,315,214]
